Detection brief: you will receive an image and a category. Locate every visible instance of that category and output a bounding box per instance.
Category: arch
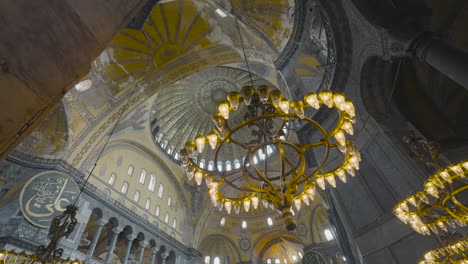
[77,208,104,254]
[198,234,241,264]
[120,182,129,194]
[166,250,176,264]
[309,205,334,245]
[108,173,116,186]
[251,230,304,262]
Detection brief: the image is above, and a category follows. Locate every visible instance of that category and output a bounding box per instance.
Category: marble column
[122,234,136,264]
[137,240,148,264]
[412,33,468,89]
[86,218,107,262]
[104,227,122,264]
[150,247,157,264]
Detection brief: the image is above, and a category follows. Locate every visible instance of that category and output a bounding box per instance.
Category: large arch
[198,234,242,264]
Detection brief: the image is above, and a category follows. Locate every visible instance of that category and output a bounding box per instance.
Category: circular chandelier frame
[181,86,361,230]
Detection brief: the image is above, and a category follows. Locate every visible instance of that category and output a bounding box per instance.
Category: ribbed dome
[150,66,276,166]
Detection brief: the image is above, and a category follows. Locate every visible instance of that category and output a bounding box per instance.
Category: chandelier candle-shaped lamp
[419,237,468,264]
[394,160,468,235]
[180,86,360,230]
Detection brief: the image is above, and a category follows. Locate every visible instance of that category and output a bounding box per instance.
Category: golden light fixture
[180,87,360,230]
[394,160,468,235]
[419,237,468,264]
[0,250,82,264]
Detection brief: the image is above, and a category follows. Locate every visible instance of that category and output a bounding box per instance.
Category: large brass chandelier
[180,86,360,230]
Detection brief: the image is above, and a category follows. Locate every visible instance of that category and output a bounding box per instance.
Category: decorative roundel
[20,171,80,228]
[297,224,308,236]
[239,238,251,251]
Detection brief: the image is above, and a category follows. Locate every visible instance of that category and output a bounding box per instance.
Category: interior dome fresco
[1,0,468,264]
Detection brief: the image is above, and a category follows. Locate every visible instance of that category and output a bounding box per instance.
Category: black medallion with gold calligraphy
[20,171,80,228]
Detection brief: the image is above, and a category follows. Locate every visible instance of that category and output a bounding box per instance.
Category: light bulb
[280,98,290,114]
[186,165,195,180]
[439,171,452,183]
[336,169,346,183]
[306,187,316,200]
[185,141,197,157]
[257,85,271,103]
[195,136,205,153]
[342,121,354,135]
[319,90,333,108]
[251,197,259,209]
[304,92,320,109]
[240,86,254,105]
[335,131,346,146]
[227,91,241,110]
[213,113,225,131]
[225,201,232,214]
[463,161,468,170]
[243,199,251,212]
[345,164,355,176]
[317,177,326,190]
[400,202,409,212]
[270,89,283,108]
[195,171,203,186]
[408,196,417,207]
[451,165,464,176]
[418,193,429,204]
[234,203,241,214]
[302,194,310,206]
[333,94,346,110]
[349,156,360,170]
[291,101,305,119]
[218,102,230,119]
[205,176,213,187]
[180,149,189,165]
[344,101,355,117]
[294,198,302,211]
[207,132,218,149]
[326,174,336,188]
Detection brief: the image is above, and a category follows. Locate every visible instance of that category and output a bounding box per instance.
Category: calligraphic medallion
[20,171,80,228]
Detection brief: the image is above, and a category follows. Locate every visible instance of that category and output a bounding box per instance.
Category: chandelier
[419,237,468,264]
[180,86,360,230]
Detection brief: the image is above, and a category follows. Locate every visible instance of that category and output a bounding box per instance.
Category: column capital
[151,247,158,254]
[96,218,108,226]
[139,240,149,248]
[112,226,123,234]
[126,234,136,241]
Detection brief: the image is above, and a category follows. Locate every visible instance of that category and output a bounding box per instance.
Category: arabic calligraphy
[20,171,80,228]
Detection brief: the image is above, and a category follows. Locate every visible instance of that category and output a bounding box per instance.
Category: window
[234,159,240,169]
[241,220,247,229]
[200,159,205,169]
[168,197,172,207]
[139,169,147,184]
[292,255,298,263]
[108,173,116,186]
[172,218,177,229]
[149,173,156,192]
[266,145,273,155]
[165,213,169,223]
[174,152,179,160]
[275,259,280,264]
[158,184,164,198]
[155,206,160,217]
[133,191,140,202]
[298,252,303,259]
[324,229,334,241]
[127,165,134,176]
[120,182,129,194]
[267,217,273,226]
[217,161,223,171]
[214,257,220,264]
[220,217,226,227]
[208,161,214,171]
[267,259,272,264]
[167,145,174,155]
[162,140,168,148]
[145,199,151,210]
[204,256,210,264]
[226,161,232,171]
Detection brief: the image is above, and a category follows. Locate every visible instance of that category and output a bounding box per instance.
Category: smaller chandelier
[180,86,360,230]
[394,160,468,235]
[419,237,468,264]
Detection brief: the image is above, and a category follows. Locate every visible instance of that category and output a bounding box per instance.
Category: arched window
[155,206,160,217]
[145,198,151,210]
[217,161,223,171]
[241,220,247,229]
[139,169,147,184]
[267,259,272,264]
[108,173,116,186]
[220,217,226,227]
[267,217,273,226]
[174,151,179,160]
[133,191,140,202]
[168,197,172,207]
[149,173,156,192]
[165,213,169,223]
[214,257,220,264]
[127,165,134,176]
[162,140,168,148]
[208,161,214,171]
[266,145,273,155]
[167,145,174,155]
[172,218,177,229]
[204,256,210,264]
[234,159,240,169]
[226,161,232,171]
[120,182,128,194]
[292,255,298,263]
[200,159,205,169]
[324,229,334,241]
[275,259,280,264]
[158,184,164,198]
[156,133,163,143]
